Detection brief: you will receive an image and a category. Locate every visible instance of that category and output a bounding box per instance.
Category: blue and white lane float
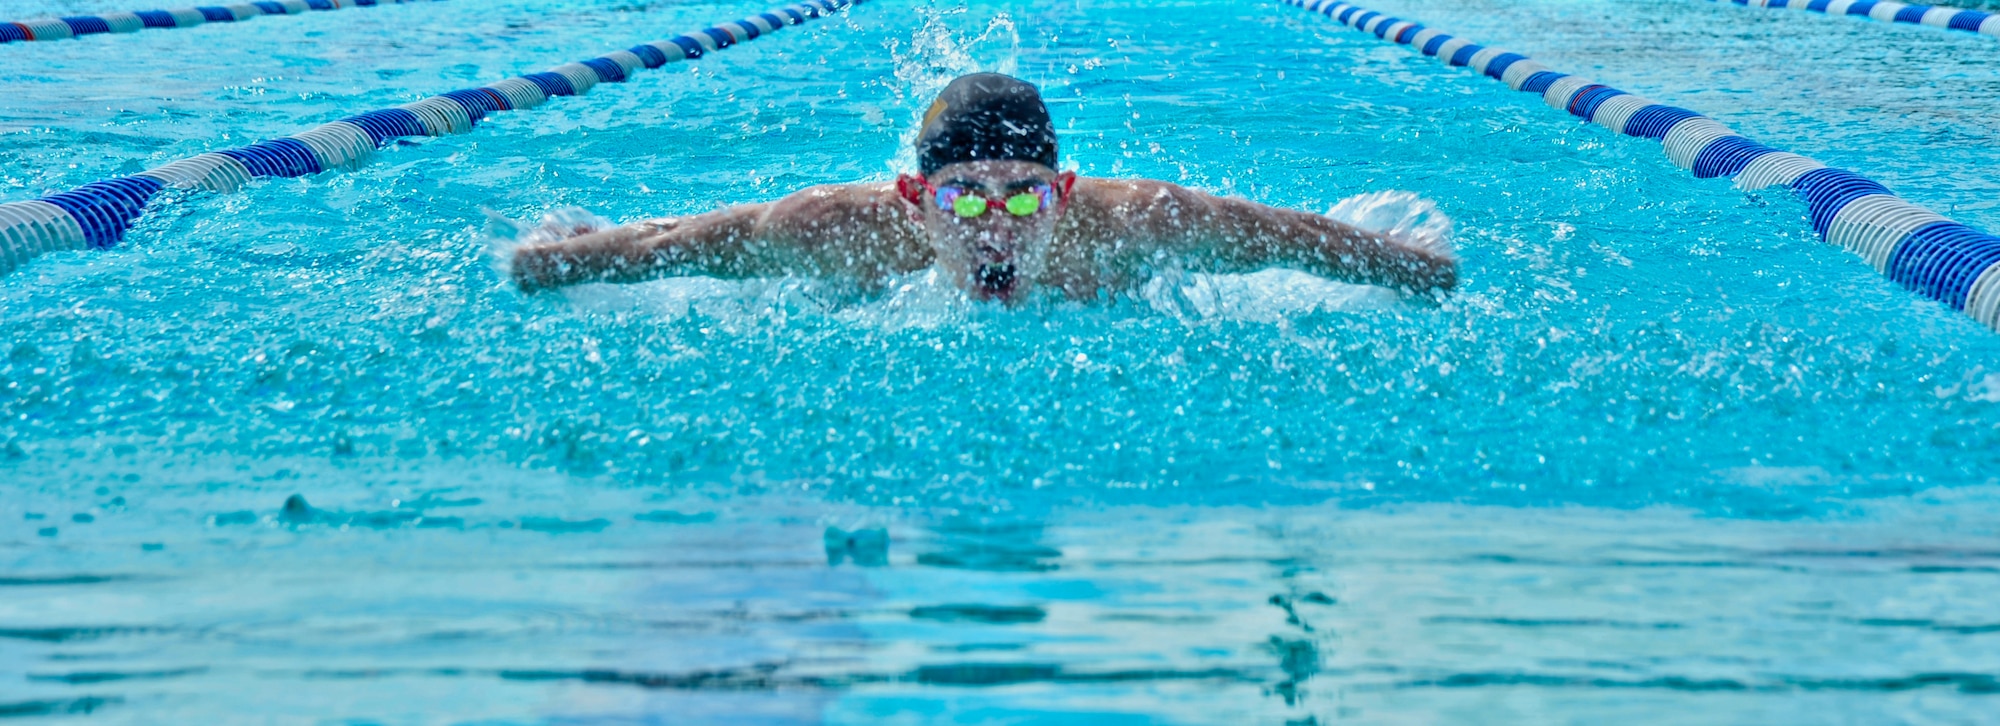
[1707,0,2000,39]
[0,0,440,44]
[0,0,863,276]
[1280,0,2000,332]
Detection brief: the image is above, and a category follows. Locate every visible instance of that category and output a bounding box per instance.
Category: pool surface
[3,0,1999,722]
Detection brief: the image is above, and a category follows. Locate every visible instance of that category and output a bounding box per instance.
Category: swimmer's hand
[519,207,618,245]
[1325,189,1456,298]
[506,209,618,292]
[511,217,679,292]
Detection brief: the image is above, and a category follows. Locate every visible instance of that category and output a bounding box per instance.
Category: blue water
[4,0,2000,722]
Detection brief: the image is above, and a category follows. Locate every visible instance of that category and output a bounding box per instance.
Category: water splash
[1142,191,1458,322]
[1140,269,1403,323]
[834,268,978,331]
[1326,189,1454,257]
[481,206,613,280]
[883,2,1022,174]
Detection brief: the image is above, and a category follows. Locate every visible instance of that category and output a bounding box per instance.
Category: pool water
[4,0,1999,722]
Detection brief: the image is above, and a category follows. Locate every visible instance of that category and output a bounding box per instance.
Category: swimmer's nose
[975,230,1017,259]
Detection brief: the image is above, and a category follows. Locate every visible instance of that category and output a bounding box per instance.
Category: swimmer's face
[897,160,1076,304]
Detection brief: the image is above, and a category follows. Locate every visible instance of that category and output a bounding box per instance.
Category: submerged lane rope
[1280,0,2000,333]
[0,1,442,44]
[1705,0,2000,39]
[0,0,865,276]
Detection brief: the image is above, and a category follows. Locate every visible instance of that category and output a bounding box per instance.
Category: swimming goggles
[926,181,1054,219]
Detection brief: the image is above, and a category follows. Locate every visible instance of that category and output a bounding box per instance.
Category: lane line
[1282,0,2000,332]
[0,0,866,276]
[0,1,444,45]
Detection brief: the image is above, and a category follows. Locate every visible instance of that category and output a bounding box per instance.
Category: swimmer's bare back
[509,177,1458,298]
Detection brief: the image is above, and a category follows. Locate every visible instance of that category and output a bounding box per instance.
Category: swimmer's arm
[509,204,769,291]
[1084,179,1458,295]
[510,183,924,291]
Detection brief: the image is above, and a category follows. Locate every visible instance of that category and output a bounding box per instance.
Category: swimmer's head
[914,73,1060,175]
[897,74,1074,304]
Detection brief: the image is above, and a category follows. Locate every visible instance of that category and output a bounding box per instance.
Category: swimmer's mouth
[975,263,1017,298]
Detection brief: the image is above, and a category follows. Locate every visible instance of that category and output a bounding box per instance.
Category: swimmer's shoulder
[761,182,924,268]
[773,181,901,215]
[1053,178,1198,254]
[1070,176,1209,211]
[764,181,910,233]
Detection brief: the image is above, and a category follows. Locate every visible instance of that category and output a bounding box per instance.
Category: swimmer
[510,73,1457,303]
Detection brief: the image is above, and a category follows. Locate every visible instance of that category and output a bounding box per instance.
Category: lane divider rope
[1704,0,2000,39]
[1281,0,2000,332]
[0,0,864,276]
[1,0,442,45]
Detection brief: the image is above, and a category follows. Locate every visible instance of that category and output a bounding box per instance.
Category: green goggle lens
[952,193,988,218]
[1004,192,1041,216]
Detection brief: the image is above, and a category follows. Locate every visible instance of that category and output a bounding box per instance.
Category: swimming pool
[3,0,1999,721]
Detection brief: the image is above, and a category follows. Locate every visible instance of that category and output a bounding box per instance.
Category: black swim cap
[915,73,1059,176]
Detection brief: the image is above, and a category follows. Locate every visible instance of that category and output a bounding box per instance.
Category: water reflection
[6,469,2000,722]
